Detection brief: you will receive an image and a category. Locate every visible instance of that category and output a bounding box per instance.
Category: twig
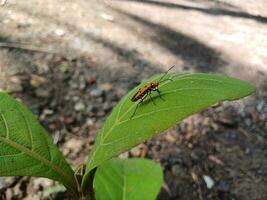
[0,42,59,55]
[238,127,265,143]
[191,170,203,200]
[162,181,172,196]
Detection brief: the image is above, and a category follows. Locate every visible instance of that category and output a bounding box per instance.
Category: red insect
[131,65,174,117]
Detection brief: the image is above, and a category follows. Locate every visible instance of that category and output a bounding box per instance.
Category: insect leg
[155,88,165,101]
[148,90,156,106]
[131,93,148,118]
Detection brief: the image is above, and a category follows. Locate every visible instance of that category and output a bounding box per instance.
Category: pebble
[130,144,147,157]
[53,130,60,144]
[216,116,237,127]
[171,164,183,176]
[6,76,23,92]
[256,100,265,112]
[30,75,47,87]
[257,100,267,117]
[208,155,224,165]
[70,82,78,89]
[54,29,65,37]
[59,63,69,73]
[187,143,193,149]
[33,178,53,191]
[79,81,86,90]
[5,189,13,200]
[42,109,54,115]
[0,177,5,189]
[74,101,85,111]
[6,82,23,92]
[216,180,230,192]
[100,13,114,21]
[244,118,252,127]
[30,104,41,116]
[63,138,85,156]
[119,152,129,159]
[40,109,54,120]
[97,111,106,117]
[240,109,248,118]
[103,102,112,112]
[86,118,94,126]
[165,132,176,142]
[245,147,251,155]
[90,88,103,97]
[86,104,94,113]
[72,96,79,102]
[42,184,66,199]
[203,175,215,189]
[130,146,142,157]
[5,178,25,200]
[98,83,112,91]
[35,88,51,98]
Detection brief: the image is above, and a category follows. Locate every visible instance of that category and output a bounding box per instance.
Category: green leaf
[82,73,255,190]
[0,92,77,197]
[94,158,163,200]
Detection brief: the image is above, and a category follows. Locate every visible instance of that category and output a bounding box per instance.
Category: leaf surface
[83,73,255,190]
[94,158,163,200]
[0,93,77,196]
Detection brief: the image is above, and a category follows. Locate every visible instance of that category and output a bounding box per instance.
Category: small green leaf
[0,92,77,197]
[94,158,163,200]
[82,73,255,190]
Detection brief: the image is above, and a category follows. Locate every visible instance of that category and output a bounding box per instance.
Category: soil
[0,0,267,200]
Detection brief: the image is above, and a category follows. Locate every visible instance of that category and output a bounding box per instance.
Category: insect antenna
[158,65,175,83]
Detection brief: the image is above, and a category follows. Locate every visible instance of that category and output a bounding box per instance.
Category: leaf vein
[0,152,24,158]
[0,113,9,139]
[0,136,74,191]
[15,102,33,150]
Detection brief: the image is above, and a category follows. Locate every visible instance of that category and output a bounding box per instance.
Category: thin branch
[0,42,59,54]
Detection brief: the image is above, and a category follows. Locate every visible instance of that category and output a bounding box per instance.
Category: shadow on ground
[122,0,267,24]
[109,6,227,72]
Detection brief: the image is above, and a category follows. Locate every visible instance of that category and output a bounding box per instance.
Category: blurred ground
[0,0,267,199]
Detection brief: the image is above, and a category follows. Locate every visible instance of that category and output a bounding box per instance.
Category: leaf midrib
[0,99,76,193]
[0,135,75,190]
[122,162,127,200]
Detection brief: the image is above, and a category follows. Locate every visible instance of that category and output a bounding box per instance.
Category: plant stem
[85,168,97,200]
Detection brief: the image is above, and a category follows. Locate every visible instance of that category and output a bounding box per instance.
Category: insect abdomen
[131,90,148,102]
[131,96,139,102]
